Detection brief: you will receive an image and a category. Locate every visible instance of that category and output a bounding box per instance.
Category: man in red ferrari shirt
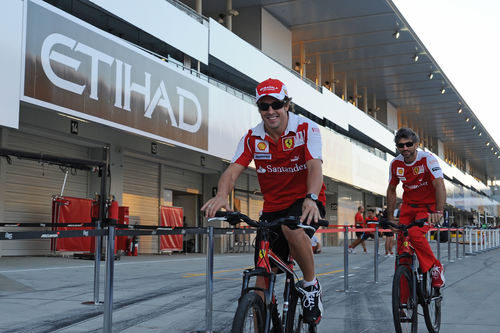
[202,78,326,324]
[386,128,446,288]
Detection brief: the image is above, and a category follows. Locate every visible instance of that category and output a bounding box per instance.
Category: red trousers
[398,203,440,273]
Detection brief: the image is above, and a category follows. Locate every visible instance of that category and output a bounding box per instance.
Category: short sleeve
[426,153,443,180]
[389,159,399,186]
[231,133,253,167]
[305,121,322,161]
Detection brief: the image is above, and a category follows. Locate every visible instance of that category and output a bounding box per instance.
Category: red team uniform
[389,149,443,272]
[232,112,326,211]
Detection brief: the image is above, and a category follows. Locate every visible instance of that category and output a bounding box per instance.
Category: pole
[206,226,214,331]
[344,226,349,291]
[103,224,115,332]
[436,227,441,262]
[94,146,109,305]
[374,226,379,283]
[447,229,452,262]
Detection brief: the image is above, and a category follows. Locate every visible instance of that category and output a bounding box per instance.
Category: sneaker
[348,248,356,254]
[363,249,368,254]
[431,264,445,288]
[297,280,323,324]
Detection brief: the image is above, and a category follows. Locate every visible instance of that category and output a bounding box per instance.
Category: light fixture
[492,147,495,151]
[413,54,419,62]
[479,132,483,136]
[465,117,470,122]
[457,107,463,114]
[440,88,446,94]
[496,152,498,155]
[428,72,434,80]
[228,9,239,16]
[217,13,225,24]
[472,125,476,130]
[498,155,500,159]
[487,142,490,146]
[393,30,400,39]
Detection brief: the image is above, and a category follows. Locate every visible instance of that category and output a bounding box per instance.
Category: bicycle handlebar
[210,211,329,231]
[379,217,428,231]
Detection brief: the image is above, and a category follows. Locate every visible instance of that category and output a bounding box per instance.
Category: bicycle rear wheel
[232,292,266,333]
[392,265,418,333]
[422,270,442,333]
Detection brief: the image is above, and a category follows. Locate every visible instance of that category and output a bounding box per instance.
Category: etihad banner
[22,0,209,150]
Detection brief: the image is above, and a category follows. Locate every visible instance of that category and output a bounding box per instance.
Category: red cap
[256,78,289,101]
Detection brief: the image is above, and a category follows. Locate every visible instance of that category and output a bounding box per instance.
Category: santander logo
[257,166,266,173]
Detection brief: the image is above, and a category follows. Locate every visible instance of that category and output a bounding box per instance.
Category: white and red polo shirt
[232,112,326,212]
[389,149,444,205]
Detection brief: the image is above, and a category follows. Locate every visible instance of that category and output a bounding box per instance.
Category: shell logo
[257,142,267,151]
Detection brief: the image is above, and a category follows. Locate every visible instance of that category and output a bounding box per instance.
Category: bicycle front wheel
[232,292,266,333]
[422,270,442,333]
[392,265,418,333]
[286,286,316,333]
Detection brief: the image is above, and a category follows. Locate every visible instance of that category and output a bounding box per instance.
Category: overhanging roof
[184,0,500,180]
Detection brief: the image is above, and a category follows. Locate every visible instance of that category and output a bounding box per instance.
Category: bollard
[337,226,357,293]
[436,228,441,262]
[456,229,459,259]
[447,229,453,262]
[463,228,466,257]
[374,226,379,283]
[475,230,478,253]
[206,226,214,332]
[103,224,116,333]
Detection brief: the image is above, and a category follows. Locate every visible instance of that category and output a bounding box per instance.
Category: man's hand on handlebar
[301,198,320,225]
[428,212,443,225]
[201,195,232,218]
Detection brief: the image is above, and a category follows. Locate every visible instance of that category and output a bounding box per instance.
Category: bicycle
[209,211,328,333]
[380,218,442,333]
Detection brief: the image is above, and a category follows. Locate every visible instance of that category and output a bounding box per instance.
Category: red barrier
[116,206,129,252]
[52,196,93,252]
[160,206,183,251]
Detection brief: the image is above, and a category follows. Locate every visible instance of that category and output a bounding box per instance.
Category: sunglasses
[257,100,285,111]
[396,142,414,149]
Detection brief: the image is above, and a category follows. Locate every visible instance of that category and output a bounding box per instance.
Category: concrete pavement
[0,240,499,332]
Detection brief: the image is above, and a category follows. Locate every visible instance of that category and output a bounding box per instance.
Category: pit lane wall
[0,0,497,213]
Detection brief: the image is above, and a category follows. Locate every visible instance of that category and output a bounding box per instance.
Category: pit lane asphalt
[0,240,499,333]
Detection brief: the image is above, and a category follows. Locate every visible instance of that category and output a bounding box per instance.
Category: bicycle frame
[238,235,298,333]
[396,230,424,298]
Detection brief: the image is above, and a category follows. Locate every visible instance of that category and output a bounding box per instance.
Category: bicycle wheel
[392,265,418,333]
[232,292,266,333]
[422,270,442,333]
[286,287,316,333]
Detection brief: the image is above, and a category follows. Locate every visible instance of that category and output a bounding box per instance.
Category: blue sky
[392,0,500,148]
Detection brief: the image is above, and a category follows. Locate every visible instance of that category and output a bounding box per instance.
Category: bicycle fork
[239,268,278,333]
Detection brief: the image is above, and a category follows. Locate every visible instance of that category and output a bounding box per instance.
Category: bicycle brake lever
[207,217,227,223]
[297,224,316,232]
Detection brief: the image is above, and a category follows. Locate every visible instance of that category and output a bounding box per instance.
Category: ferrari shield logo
[283,137,295,151]
[259,249,266,259]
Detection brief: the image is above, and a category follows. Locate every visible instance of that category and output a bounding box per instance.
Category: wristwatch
[305,193,318,201]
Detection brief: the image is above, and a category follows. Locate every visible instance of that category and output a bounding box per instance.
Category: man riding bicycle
[202,78,326,324]
[386,127,446,288]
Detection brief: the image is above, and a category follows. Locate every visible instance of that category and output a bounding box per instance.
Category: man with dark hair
[387,127,446,288]
[202,78,326,324]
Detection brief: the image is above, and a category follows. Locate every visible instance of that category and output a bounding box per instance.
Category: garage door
[122,155,160,254]
[1,130,89,256]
